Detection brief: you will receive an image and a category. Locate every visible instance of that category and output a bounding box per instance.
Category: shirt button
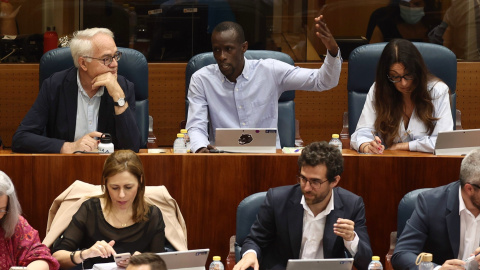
[235,88,239,91]
[242,122,246,126]
[238,105,242,109]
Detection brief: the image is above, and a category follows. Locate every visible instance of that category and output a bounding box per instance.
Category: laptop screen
[434,129,480,155]
[215,128,277,153]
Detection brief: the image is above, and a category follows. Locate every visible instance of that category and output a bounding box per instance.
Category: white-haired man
[12,28,140,153]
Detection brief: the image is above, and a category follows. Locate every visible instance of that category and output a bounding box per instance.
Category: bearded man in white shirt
[233,141,373,270]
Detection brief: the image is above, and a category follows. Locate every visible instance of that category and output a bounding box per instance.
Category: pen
[465,252,480,263]
[371,130,380,144]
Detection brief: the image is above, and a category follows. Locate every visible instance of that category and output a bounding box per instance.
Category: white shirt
[186,51,342,153]
[350,80,453,153]
[74,70,104,141]
[299,189,359,259]
[458,186,480,260]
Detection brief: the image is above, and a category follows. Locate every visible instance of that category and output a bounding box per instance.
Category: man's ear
[242,41,248,53]
[79,57,88,71]
[330,175,341,188]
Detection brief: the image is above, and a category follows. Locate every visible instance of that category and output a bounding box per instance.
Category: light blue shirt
[186,52,342,153]
[74,70,104,141]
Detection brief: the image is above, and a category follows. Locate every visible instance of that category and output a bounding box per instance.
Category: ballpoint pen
[464,252,480,263]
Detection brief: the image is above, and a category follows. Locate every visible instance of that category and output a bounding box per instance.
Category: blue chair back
[235,191,267,262]
[185,50,296,147]
[397,188,431,238]
[347,42,457,135]
[39,47,149,148]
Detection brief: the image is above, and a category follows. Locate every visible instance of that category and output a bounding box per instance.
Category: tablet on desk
[286,258,354,270]
[215,128,277,153]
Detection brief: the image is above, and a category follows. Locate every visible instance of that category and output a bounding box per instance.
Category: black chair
[346,42,459,137]
[39,47,149,148]
[234,191,267,262]
[184,50,296,147]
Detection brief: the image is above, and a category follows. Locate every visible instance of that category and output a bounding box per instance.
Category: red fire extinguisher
[43,26,58,54]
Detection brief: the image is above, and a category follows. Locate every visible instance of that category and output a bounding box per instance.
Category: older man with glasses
[12,28,140,153]
[233,141,373,270]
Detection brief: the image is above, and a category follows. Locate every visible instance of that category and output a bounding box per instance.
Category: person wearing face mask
[367,0,442,44]
[350,39,453,154]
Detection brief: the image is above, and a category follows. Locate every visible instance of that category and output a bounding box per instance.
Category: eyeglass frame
[82,51,122,66]
[466,182,480,190]
[0,209,8,214]
[387,74,415,83]
[297,175,330,189]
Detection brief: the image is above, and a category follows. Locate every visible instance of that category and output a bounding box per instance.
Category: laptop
[434,129,480,155]
[286,258,354,270]
[214,128,277,153]
[157,249,209,270]
[92,249,209,270]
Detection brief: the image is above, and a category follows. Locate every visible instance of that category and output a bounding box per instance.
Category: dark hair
[212,21,246,44]
[374,38,439,147]
[128,253,167,270]
[101,150,150,223]
[297,142,344,182]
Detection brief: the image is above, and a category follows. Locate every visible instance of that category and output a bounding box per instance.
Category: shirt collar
[300,189,335,219]
[76,69,104,98]
[216,57,251,83]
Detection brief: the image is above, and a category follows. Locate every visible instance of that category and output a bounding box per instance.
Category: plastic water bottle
[98,133,114,153]
[173,133,187,153]
[209,256,224,270]
[180,129,191,153]
[416,253,433,270]
[368,256,383,270]
[329,134,343,151]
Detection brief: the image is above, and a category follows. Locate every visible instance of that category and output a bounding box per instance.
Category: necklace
[110,211,131,227]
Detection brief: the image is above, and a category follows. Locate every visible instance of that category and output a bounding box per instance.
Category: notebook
[434,129,480,155]
[92,249,209,270]
[214,128,277,153]
[286,258,354,270]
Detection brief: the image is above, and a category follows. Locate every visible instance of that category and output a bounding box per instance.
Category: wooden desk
[0,150,463,262]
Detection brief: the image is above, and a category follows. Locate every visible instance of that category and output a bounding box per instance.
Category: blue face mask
[399,5,425,24]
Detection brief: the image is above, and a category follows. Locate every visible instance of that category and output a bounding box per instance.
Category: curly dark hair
[297,142,344,182]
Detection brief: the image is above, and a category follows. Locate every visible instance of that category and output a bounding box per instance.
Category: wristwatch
[114,97,125,107]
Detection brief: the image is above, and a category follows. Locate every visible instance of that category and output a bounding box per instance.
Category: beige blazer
[42,180,188,251]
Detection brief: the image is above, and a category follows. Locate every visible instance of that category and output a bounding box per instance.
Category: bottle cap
[100,133,113,143]
[213,256,221,261]
[332,134,339,138]
[424,253,432,262]
[372,256,380,261]
[180,129,188,134]
[177,133,184,138]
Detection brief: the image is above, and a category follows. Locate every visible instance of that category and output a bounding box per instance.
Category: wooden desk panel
[0,151,463,263]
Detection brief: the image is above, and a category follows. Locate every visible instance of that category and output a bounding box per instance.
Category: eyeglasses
[467,182,480,189]
[387,74,415,83]
[0,209,8,214]
[83,51,122,66]
[297,175,329,189]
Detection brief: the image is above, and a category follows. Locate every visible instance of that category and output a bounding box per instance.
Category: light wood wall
[1,62,479,148]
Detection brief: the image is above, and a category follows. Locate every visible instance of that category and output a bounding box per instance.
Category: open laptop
[157,249,209,270]
[286,258,354,270]
[214,128,277,153]
[92,249,209,270]
[434,129,480,155]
